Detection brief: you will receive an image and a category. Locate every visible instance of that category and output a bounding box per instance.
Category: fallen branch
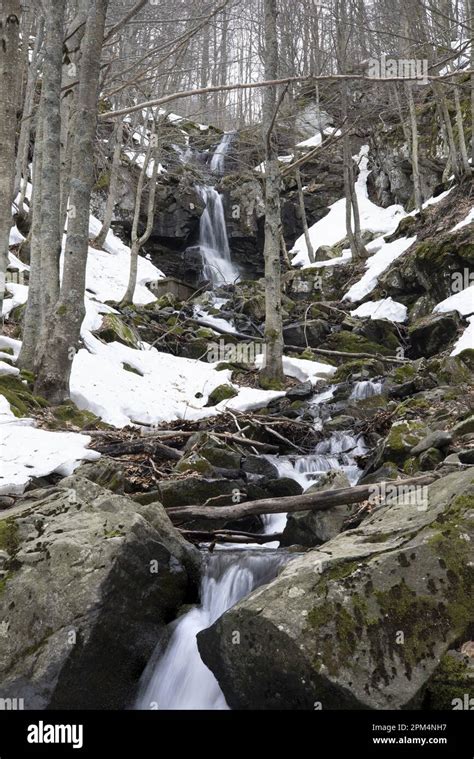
[179,528,282,545]
[167,473,439,522]
[95,438,183,461]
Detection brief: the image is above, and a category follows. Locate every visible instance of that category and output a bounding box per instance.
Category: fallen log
[95,438,183,460]
[167,473,439,522]
[179,528,283,545]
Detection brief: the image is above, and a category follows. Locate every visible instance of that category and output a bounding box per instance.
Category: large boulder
[198,470,474,709]
[281,471,352,547]
[408,312,461,358]
[0,475,199,709]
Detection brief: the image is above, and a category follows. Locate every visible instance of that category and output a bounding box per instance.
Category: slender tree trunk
[470,0,474,168]
[18,109,44,370]
[94,118,124,248]
[405,83,423,212]
[37,0,66,350]
[121,132,159,304]
[14,17,44,208]
[259,0,284,389]
[295,166,315,263]
[35,0,109,403]
[0,1,21,319]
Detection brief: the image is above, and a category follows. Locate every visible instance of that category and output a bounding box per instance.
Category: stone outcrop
[197,470,474,710]
[0,474,199,709]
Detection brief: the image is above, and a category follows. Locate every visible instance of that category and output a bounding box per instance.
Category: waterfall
[210,132,233,174]
[134,550,285,710]
[350,380,383,400]
[198,186,239,286]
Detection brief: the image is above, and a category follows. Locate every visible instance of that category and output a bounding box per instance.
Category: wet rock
[158,477,245,509]
[286,381,313,400]
[198,470,474,710]
[281,471,351,547]
[382,420,428,464]
[241,455,279,480]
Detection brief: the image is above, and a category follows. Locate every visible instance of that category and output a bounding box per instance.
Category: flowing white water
[134,550,285,710]
[268,431,368,491]
[350,380,383,400]
[210,132,234,174]
[198,186,240,286]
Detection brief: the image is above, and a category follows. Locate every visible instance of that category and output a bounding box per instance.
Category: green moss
[196,327,215,339]
[0,519,19,556]
[322,330,395,357]
[403,456,420,475]
[122,362,143,376]
[50,402,108,430]
[94,171,110,191]
[207,384,238,405]
[426,654,472,710]
[104,529,124,539]
[98,314,138,348]
[0,375,48,417]
[333,358,384,382]
[384,420,426,463]
[391,364,417,384]
[258,375,285,391]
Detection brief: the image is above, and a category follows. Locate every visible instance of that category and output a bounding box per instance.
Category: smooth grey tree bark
[0,0,21,319]
[37,0,66,347]
[259,0,284,390]
[35,0,109,403]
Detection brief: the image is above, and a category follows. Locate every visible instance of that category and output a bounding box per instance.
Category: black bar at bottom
[0,710,471,757]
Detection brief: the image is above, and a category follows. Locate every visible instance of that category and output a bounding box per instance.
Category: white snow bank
[450,206,474,232]
[344,235,416,303]
[85,215,163,306]
[255,354,336,384]
[2,283,29,318]
[451,316,474,356]
[351,297,408,322]
[291,145,405,268]
[434,286,474,317]
[0,418,100,495]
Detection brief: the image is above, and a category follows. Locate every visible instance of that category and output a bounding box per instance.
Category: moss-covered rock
[0,375,48,418]
[320,330,395,357]
[97,314,139,348]
[408,312,460,358]
[49,402,108,431]
[206,384,238,406]
[383,420,427,464]
[197,469,474,710]
[424,652,474,709]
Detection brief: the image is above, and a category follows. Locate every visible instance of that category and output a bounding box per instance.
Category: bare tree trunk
[259,0,284,390]
[18,109,44,370]
[405,83,423,212]
[470,0,474,168]
[0,0,21,319]
[35,0,109,403]
[37,0,66,350]
[14,17,44,209]
[94,117,124,248]
[295,166,315,263]
[121,131,160,304]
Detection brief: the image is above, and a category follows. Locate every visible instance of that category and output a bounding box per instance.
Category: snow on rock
[86,215,163,306]
[434,286,474,317]
[351,297,408,322]
[255,354,336,384]
[0,418,100,495]
[2,283,29,318]
[9,226,25,246]
[291,145,405,268]
[344,235,416,303]
[0,362,20,377]
[450,206,474,232]
[296,127,341,149]
[451,315,474,356]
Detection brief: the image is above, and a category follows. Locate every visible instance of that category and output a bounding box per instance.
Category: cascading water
[134,550,285,710]
[350,380,383,400]
[198,186,239,286]
[210,132,234,174]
